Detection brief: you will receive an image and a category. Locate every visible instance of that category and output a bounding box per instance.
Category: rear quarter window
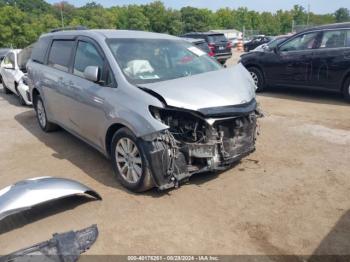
[31,37,51,64]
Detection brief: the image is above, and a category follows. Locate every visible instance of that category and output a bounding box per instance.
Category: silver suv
[27,29,259,192]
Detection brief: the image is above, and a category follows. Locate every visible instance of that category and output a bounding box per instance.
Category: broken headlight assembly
[149,106,209,144]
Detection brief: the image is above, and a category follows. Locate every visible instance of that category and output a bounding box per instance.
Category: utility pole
[60,2,64,28]
[307,3,310,26]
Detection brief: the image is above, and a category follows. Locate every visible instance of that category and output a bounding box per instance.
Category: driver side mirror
[84,66,99,82]
[273,47,280,54]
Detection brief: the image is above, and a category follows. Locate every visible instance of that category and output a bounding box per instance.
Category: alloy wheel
[250,71,259,86]
[115,138,143,184]
[36,99,47,128]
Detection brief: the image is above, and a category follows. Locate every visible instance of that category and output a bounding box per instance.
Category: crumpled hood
[139,63,256,111]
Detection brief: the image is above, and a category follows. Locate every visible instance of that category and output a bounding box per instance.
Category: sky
[46,0,349,14]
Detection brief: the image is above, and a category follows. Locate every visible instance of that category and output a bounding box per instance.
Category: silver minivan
[27,29,259,192]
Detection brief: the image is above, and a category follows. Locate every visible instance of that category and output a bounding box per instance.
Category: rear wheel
[15,84,26,106]
[248,67,265,92]
[111,128,154,192]
[34,95,59,132]
[1,76,11,94]
[342,76,350,103]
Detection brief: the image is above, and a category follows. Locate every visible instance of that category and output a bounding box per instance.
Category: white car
[0,49,32,105]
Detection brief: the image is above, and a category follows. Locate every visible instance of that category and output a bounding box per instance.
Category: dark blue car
[240,22,350,102]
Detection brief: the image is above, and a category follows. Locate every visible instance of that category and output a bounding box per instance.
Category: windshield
[107,38,221,84]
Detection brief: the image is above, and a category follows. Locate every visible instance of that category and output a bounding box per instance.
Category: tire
[34,95,59,132]
[342,76,350,103]
[18,93,26,105]
[1,76,11,94]
[248,67,265,92]
[111,127,154,192]
[15,84,26,106]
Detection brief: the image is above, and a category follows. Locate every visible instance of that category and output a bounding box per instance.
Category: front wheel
[34,95,59,132]
[342,76,350,103]
[248,67,265,92]
[111,128,154,192]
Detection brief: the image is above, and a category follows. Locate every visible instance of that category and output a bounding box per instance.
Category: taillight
[208,43,215,51]
[208,51,215,57]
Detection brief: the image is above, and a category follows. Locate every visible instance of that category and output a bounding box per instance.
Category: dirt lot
[0,52,350,257]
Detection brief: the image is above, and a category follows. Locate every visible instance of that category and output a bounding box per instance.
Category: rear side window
[280,32,319,52]
[320,30,347,49]
[48,40,75,72]
[31,37,50,64]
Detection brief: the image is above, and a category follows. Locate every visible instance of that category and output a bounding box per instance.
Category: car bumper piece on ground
[0,177,101,221]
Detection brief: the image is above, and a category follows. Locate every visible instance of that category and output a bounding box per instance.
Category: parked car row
[244,36,274,52]
[240,22,350,101]
[183,37,215,57]
[180,32,232,64]
[252,35,291,52]
[0,46,32,105]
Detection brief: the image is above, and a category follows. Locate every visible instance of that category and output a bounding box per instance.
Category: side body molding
[0,177,101,221]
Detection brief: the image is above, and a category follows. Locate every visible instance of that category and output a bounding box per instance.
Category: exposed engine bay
[143,101,262,190]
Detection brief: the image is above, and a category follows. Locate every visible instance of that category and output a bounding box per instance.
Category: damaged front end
[142,100,262,190]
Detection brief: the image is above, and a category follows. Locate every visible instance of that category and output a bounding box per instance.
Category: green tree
[143,1,167,33]
[0,6,29,47]
[0,0,51,14]
[232,7,251,31]
[215,8,235,29]
[52,1,76,26]
[291,5,307,25]
[334,8,350,22]
[164,9,183,35]
[181,6,214,32]
[118,5,150,31]
[69,3,115,28]
[276,10,293,33]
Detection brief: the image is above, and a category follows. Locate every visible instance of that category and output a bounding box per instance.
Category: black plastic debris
[0,224,98,262]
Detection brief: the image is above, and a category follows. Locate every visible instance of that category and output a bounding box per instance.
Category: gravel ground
[0,51,350,257]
